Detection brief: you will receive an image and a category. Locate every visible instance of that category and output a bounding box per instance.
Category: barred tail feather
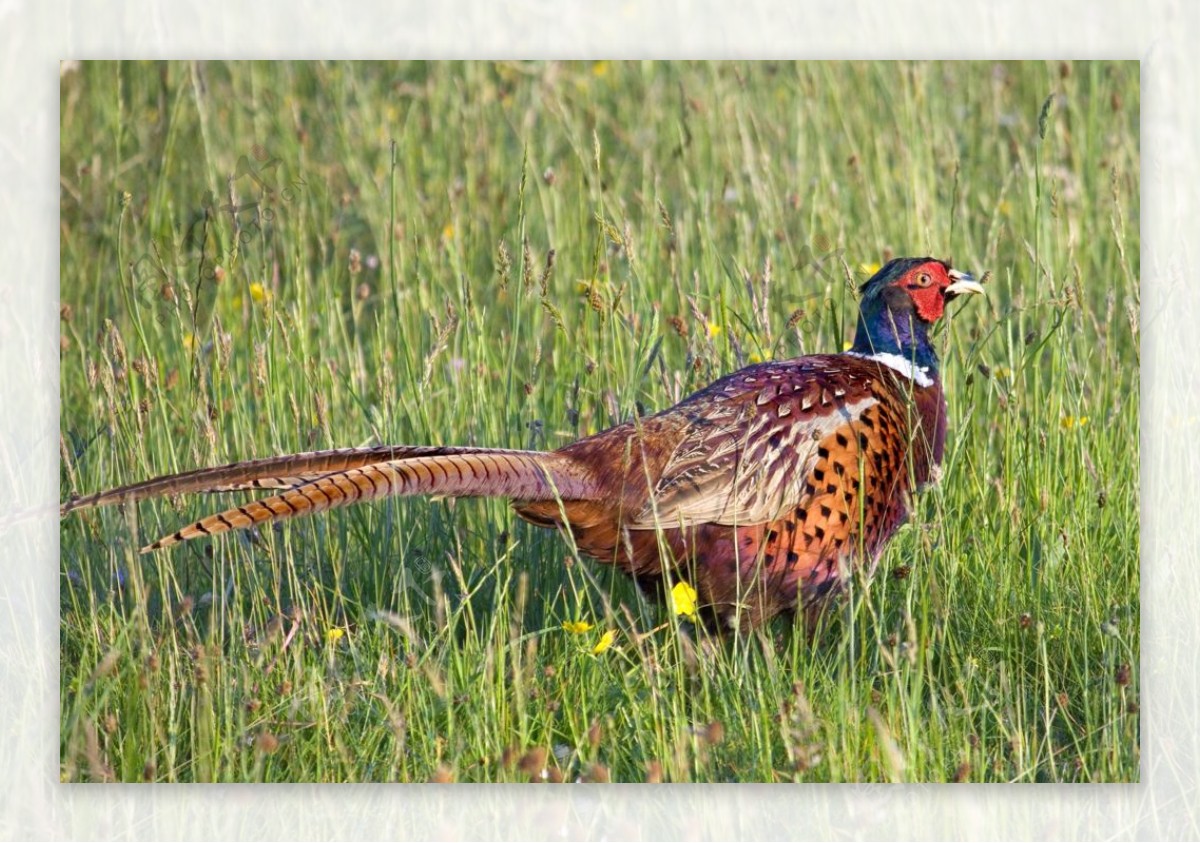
[141,450,598,553]
[60,445,515,515]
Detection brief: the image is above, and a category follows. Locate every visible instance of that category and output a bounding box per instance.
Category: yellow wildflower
[248,282,269,303]
[591,630,616,655]
[747,351,765,364]
[669,581,698,621]
[441,223,455,242]
[562,620,594,635]
[858,261,882,277]
[842,340,854,351]
[182,332,196,351]
[993,365,1013,380]
[706,322,722,338]
[591,61,610,78]
[326,627,345,643]
[1060,416,1090,431]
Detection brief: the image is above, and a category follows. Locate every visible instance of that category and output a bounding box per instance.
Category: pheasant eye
[910,272,932,288]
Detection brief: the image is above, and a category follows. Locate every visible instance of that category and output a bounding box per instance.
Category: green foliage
[59,60,1139,783]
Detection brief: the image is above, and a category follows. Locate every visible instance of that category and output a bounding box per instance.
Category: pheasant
[62,257,983,631]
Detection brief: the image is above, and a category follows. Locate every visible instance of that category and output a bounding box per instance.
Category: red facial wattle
[901,262,951,323]
[909,283,947,322]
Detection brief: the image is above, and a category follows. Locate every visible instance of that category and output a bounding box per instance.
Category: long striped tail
[61,446,513,513]
[60,446,600,553]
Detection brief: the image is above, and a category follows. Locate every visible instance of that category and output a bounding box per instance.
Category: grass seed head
[255,731,280,754]
[1115,663,1131,687]
[518,747,547,776]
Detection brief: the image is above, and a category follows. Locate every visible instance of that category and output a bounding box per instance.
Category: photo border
[4,0,1193,838]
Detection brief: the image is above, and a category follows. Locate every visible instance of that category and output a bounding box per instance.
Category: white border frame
[4,1,1193,839]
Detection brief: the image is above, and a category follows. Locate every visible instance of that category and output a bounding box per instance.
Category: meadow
[59,60,1140,783]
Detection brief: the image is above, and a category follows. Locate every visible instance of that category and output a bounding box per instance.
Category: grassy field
[58,60,1139,783]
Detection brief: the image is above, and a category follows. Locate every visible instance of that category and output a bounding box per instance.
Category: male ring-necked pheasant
[62,257,982,631]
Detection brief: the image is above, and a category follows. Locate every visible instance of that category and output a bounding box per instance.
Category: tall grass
[59,60,1139,782]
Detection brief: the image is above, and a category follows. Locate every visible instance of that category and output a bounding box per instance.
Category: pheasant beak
[945,268,985,299]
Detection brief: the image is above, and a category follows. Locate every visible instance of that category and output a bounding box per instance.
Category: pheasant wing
[629,359,880,529]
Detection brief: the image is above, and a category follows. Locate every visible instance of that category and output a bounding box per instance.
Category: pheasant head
[851,257,984,373]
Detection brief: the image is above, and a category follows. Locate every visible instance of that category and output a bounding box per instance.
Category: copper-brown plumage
[61,257,982,631]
